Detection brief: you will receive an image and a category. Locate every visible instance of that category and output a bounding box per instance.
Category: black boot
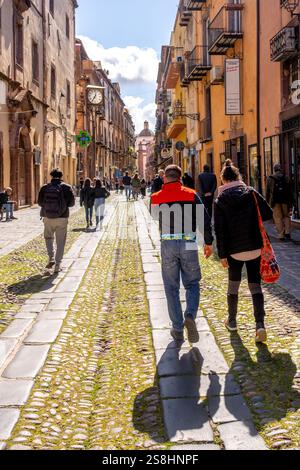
[225,294,238,331]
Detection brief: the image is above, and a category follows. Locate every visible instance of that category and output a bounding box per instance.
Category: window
[66,14,70,39]
[51,65,56,99]
[32,40,39,84]
[264,135,281,179]
[49,0,54,17]
[15,16,24,68]
[66,80,71,108]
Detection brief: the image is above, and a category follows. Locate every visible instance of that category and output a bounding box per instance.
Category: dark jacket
[94,187,110,199]
[198,172,217,197]
[80,187,95,208]
[151,176,164,194]
[266,171,294,209]
[0,191,9,208]
[214,184,273,259]
[38,179,75,218]
[123,176,132,186]
[151,182,213,245]
[182,174,195,190]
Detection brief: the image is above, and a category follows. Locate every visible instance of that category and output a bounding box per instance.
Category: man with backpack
[38,169,75,273]
[266,164,294,241]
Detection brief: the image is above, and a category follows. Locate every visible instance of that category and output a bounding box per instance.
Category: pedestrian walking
[198,165,218,219]
[151,165,213,343]
[151,170,165,194]
[80,178,95,229]
[266,163,294,241]
[214,159,273,343]
[115,177,120,193]
[141,179,147,199]
[38,169,75,273]
[182,172,195,190]
[94,179,110,230]
[0,187,17,221]
[123,172,132,201]
[132,174,141,201]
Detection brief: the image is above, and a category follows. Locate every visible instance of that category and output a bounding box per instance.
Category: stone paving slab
[0,339,18,370]
[219,420,268,450]
[162,398,214,443]
[156,347,201,377]
[144,273,164,286]
[15,312,38,320]
[54,277,82,294]
[47,297,73,311]
[172,444,221,450]
[208,395,252,424]
[0,409,20,440]
[38,310,68,321]
[159,374,241,399]
[0,379,34,406]
[143,263,162,273]
[24,320,63,344]
[18,304,46,314]
[3,345,50,379]
[0,319,33,339]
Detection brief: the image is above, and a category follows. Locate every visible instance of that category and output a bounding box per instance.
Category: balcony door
[249,144,262,193]
[229,0,241,33]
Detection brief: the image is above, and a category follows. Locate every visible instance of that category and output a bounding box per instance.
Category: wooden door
[19,149,26,206]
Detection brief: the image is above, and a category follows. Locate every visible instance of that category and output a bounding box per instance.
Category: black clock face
[88,89,103,104]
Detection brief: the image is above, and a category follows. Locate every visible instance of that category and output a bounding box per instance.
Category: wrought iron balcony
[208,3,243,55]
[270,26,298,62]
[199,116,212,143]
[164,47,185,89]
[187,0,206,11]
[179,0,192,27]
[185,46,212,81]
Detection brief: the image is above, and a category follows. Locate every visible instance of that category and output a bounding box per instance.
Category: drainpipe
[256,0,262,193]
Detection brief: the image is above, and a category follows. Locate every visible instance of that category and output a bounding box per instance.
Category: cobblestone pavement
[266,222,300,302]
[0,197,299,450]
[0,200,81,258]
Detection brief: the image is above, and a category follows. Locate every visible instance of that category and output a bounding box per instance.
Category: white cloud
[124,96,156,135]
[78,35,159,84]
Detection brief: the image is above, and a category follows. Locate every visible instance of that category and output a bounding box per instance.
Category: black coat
[38,180,75,218]
[80,187,95,208]
[198,172,217,197]
[214,185,273,259]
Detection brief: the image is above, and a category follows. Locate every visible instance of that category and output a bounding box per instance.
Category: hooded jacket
[214,184,273,259]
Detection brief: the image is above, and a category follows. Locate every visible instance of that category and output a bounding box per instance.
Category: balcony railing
[270,26,298,62]
[179,0,192,27]
[187,0,206,11]
[200,116,212,143]
[164,47,185,89]
[208,3,243,55]
[185,46,212,80]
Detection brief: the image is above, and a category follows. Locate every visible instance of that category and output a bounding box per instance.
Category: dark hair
[221,159,241,182]
[165,165,182,180]
[50,168,63,179]
[95,179,102,188]
[203,165,210,172]
[84,178,92,188]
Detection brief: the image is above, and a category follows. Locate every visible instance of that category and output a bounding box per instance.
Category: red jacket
[151,182,213,245]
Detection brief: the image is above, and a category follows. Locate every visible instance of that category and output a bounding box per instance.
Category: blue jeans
[3,203,13,219]
[161,240,201,332]
[125,185,132,200]
[85,206,93,223]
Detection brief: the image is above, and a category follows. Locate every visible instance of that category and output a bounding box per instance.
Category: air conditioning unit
[210,66,224,85]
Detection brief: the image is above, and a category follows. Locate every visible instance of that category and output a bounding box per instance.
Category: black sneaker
[171,329,184,343]
[255,322,267,343]
[184,316,200,344]
[45,260,55,270]
[225,319,238,332]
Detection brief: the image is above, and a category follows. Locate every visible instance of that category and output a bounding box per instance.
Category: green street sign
[76,131,92,148]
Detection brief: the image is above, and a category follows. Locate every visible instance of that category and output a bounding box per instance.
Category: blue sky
[76,0,179,133]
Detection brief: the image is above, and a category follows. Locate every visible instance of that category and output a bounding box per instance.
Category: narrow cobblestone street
[1,196,299,451]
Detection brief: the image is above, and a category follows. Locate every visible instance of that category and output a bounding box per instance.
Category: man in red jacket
[151,165,213,343]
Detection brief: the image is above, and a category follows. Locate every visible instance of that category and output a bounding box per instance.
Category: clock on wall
[87,87,103,105]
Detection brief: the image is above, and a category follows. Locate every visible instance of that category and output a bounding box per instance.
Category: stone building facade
[75,39,135,182]
[135,121,155,179]
[0,0,77,209]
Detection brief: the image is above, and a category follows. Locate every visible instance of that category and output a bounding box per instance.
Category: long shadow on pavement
[228,332,300,430]
[7,273,59,296]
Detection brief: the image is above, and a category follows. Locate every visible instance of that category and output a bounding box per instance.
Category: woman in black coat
[214,160,273,343]
[80,178,95,229]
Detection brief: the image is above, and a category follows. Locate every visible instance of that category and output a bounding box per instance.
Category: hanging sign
[225,59,242,116]
[76,131,92,148]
